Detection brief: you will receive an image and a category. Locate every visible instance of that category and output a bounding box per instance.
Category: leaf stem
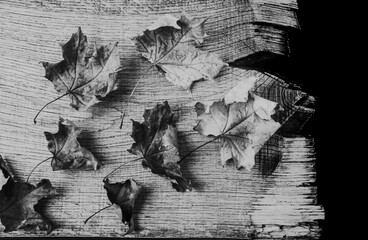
[179,135,221,163]
[103,157,144,181]
[119,64,155,128]
[33,93,69,124]
[84,204,113,224]
[26,156,53,182]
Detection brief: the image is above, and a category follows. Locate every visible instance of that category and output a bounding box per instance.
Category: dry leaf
[41,27,120,110]
[134,13,227,90]
[0,156,57,234]
[103,178,142,235]
[128,101,192,192]
[44,117,100,171]
[194,77,281,170]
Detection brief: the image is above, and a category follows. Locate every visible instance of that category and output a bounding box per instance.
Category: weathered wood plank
[0,0,324,238]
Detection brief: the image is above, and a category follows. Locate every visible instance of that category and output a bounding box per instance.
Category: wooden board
[0,0,324,238]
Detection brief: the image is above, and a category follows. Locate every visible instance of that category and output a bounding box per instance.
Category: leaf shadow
[174,106,206,192]
[78,131,107,169]
[133,182,151,232]
[177,133,206,192]
[34,185,65,233]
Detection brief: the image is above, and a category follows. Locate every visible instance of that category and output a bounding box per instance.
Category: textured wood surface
[0,0,324,238]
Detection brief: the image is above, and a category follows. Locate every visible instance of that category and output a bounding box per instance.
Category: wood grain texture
[0,0,324,238]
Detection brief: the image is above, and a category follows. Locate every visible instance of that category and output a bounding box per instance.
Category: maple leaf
[0,156,57,234]
[44,117,100,171]
[128,101,192,192]
[103,178,142,235]
[133,13,227,91]
[194,77,281,170]
[40,27,120,111]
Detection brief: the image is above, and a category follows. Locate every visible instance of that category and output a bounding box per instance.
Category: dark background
[292,1,337,239]
[233,1,338,239]
[228,0,336,237]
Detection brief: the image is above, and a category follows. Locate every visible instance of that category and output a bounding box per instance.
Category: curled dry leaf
[41,27,120,110]
[103,178,142,235]
[128,101,192,192]
[134,12,227,91]
[194,76,281,170]
[44,117,100,171]
[0,156,57,234]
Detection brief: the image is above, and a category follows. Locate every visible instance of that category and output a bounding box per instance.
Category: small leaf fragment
[0,156,11,191]
[44,117,100,171]
[41,27,121,110]
[194,77,281,170]
[128,101,192,192]
[0,156,57,234]
[134,13,227,90]
[103,178,142,235]
[147,14,181,31]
